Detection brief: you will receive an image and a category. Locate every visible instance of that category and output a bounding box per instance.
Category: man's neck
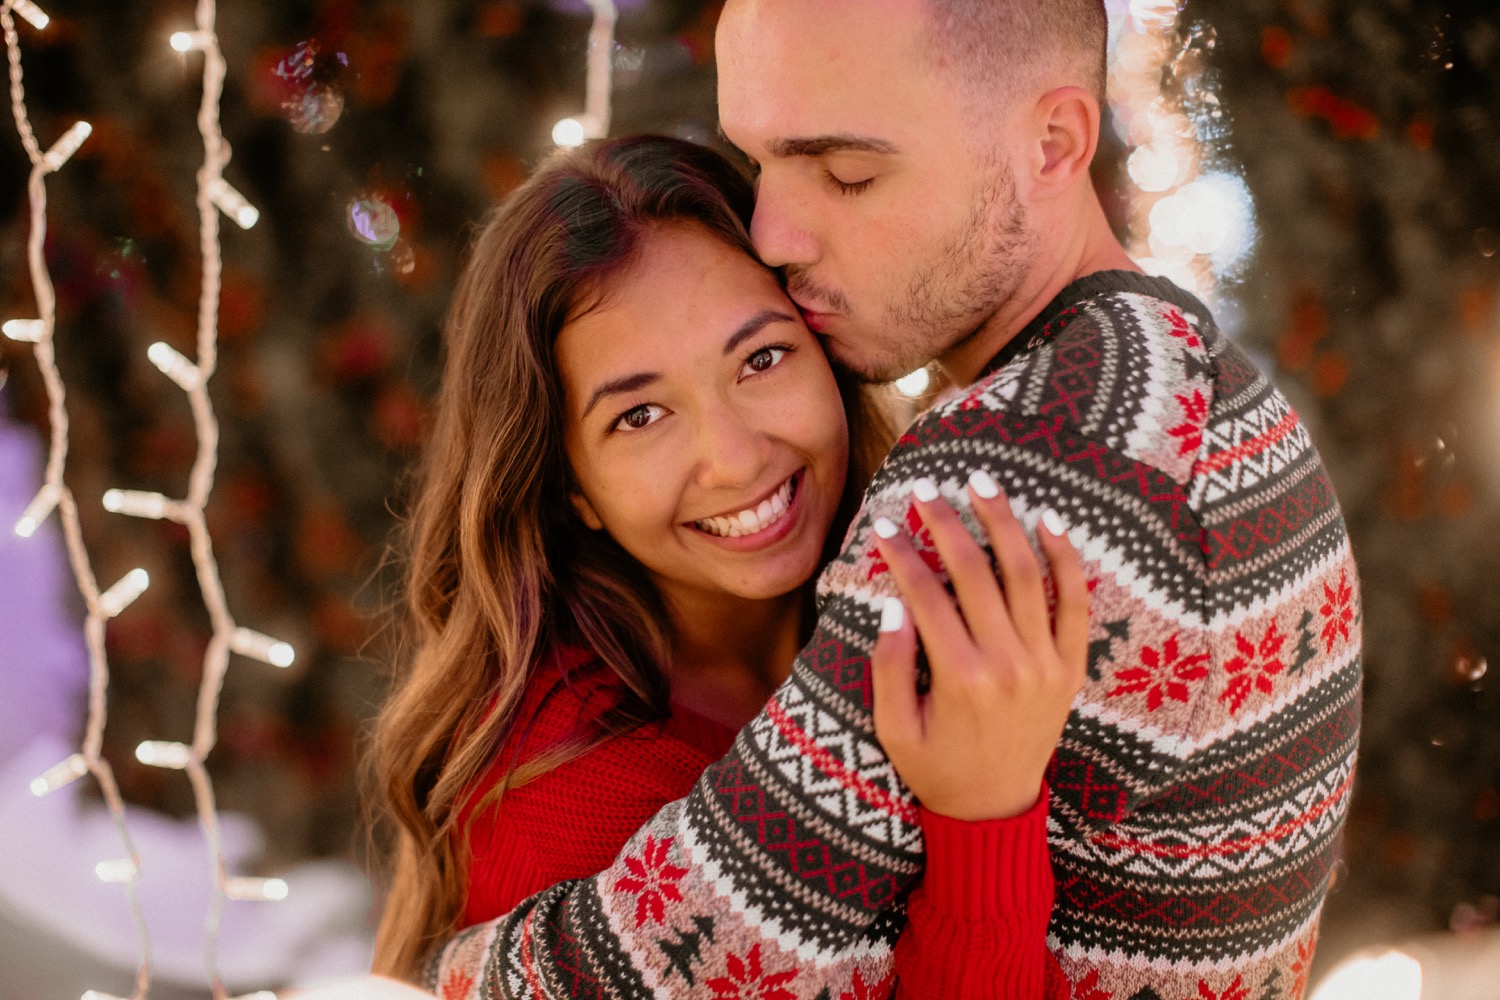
[940,199,1139,388]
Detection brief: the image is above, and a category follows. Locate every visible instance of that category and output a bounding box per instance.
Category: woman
[370,135,1086,997]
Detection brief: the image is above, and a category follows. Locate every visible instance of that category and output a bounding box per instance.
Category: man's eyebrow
[582,372,659,419]
[767,135,899,158]
[724,308,798,357]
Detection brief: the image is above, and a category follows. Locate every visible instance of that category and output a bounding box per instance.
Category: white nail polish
[1041,508,1067,537]
[912,477,939,503]
[873,517,899,539]
[968,469,1000,499]
[880,597,905,632]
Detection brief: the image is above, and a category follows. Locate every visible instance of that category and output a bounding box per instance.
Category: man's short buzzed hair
[923,0,1109,107]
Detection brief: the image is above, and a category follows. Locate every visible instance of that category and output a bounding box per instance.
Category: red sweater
[457,645,1062,998]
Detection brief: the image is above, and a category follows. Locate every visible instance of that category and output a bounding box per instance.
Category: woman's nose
[692,405,773,492]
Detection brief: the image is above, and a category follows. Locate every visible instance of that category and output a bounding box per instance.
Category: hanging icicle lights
[3,2,294,998]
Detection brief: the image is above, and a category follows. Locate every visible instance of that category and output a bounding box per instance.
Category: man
[710,2,1361,996]
[425,2,1360,997]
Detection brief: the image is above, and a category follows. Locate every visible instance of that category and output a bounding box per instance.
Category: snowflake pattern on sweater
[427,271,1361,1000]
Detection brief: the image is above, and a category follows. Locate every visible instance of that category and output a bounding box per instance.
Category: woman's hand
[870,470,1088,821]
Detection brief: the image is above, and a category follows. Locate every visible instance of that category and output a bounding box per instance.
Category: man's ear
[1029,85,1101,200]
[570,490,604,531]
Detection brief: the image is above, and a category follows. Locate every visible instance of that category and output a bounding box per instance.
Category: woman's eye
[614,403,666,432]
[742,346,790,376]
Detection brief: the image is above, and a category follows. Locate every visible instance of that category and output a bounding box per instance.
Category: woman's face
[558,223,849,607]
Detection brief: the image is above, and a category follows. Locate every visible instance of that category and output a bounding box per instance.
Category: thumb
[871,597,921,754]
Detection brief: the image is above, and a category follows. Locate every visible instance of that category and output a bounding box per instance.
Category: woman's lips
[688,470,805,551]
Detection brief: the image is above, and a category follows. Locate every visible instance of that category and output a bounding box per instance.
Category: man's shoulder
[906,283,1221,486]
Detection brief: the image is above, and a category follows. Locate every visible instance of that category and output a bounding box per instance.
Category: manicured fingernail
[880,597,905,632]
[1041,508,1067,537]
[968,469,1000,499]
[873,517,899,539]
[912,477,939,503]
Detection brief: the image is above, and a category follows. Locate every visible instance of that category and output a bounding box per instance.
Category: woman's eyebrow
[581,309,797,418]
[582,371,659,419]
[723,308,799,356]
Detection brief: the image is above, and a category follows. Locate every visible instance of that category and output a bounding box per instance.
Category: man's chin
[818,334,919,385]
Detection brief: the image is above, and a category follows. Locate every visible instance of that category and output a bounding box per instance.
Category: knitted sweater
[456,645,1058,997]
[428,271,1362,1000]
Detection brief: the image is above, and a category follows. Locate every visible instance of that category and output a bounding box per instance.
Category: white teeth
[695,476,797,538]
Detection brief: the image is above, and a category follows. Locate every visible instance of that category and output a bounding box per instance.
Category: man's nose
[750,175,818,268]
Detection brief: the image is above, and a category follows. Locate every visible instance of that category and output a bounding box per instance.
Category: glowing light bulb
[147,341,203,391]
[41,120,92,172]
[169,30,211,52]
[103,489,171,521]
[135,741,192,769]
[94,858,139,884]
[30,754,88,797]
[231,627,296,668]
[224,876,290,901]
[552,117,587,148]
[14,483,60,538]
[1308,950,1423,1000]
[10,0,50,31]
[207,178,260,229]
[97,568,149,618]
[3,318,45,342]
[894,368,931,398]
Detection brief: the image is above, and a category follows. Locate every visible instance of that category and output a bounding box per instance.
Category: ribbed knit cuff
[917,782,1053,924]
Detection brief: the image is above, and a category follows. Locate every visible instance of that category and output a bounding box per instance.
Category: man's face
[716,0,1037,383]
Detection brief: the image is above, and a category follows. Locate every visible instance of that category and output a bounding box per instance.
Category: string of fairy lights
[4,1,291,998]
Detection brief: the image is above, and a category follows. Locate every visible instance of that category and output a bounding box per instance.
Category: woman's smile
[689,469,803,546]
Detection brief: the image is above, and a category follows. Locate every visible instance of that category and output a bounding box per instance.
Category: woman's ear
[569,490,604,531]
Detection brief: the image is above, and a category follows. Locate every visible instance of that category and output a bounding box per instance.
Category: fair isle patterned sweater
[428,271,1362,1000]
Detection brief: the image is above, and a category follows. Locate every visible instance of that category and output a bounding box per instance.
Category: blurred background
[0,0,1496,997]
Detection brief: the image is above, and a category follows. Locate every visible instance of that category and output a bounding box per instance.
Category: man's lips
[795,303,834,333]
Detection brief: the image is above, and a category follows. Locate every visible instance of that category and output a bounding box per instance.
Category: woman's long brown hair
[368,135,892,980]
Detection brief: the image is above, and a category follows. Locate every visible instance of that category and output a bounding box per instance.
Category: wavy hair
[369,135,889,980]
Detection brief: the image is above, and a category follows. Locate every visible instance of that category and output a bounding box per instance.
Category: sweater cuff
[917,782,1052,923]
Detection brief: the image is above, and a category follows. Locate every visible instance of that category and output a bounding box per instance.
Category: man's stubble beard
[816,160,1032,385]
[881,160,1034,382]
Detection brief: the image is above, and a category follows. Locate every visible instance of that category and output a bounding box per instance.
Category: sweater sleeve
[892,788,1066,1000]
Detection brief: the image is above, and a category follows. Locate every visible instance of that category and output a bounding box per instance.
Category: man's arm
[423,414,1085,998]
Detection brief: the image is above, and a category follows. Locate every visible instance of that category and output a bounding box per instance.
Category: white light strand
[583,0,616,138]
[552,0,616,145]
[3,3,154,996]
[5,2,293,997]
